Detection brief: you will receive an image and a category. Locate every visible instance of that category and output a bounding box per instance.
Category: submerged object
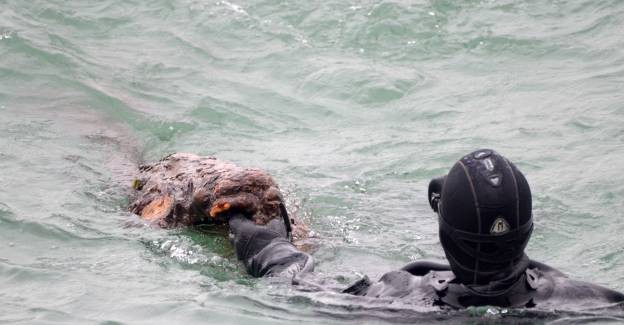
[129,153,309,243]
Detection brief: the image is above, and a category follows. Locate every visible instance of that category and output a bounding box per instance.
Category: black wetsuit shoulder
[342,261,454,305]
[527,261,624,309]
[344,259,624,309]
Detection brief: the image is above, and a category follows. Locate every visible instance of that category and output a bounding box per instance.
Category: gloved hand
[227,214,313,277]
[228,214,287,262]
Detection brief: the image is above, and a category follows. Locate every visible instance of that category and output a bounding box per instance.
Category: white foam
[218,1,248,15]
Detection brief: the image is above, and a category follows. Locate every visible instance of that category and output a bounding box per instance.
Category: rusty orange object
[209,202,231,217]
[140,195,173,221]
[128,153,313,250]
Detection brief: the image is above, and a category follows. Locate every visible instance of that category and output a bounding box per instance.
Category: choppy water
[1,0,624,324]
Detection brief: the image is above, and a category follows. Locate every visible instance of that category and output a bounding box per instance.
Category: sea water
[1,0,623,324]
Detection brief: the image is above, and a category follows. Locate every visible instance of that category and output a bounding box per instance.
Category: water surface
[1,0,624,323]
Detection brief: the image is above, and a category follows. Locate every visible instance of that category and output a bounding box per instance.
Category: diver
[226,149,624,309]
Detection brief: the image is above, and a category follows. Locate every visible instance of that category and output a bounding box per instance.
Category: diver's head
[428,149,533,285]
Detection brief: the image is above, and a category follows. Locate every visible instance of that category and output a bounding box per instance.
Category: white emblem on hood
[490,217,510,235]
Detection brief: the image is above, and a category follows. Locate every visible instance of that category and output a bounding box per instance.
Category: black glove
[428,175,446,212]
[228,214,287,262]
[228,214,313,277]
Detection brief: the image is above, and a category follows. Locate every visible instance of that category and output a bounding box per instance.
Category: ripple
[300,63,428,105]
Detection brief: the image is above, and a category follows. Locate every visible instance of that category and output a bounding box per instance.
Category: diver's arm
[228,214,314,277]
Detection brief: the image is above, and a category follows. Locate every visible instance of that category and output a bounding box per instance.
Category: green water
[1,0,623,323]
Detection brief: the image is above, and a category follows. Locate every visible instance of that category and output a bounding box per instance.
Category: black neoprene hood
[432,149,533,285]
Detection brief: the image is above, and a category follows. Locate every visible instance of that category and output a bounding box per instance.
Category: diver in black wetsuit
[227,149,624,309]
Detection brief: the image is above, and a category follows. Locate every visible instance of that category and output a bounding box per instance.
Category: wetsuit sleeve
[228,214,313,277]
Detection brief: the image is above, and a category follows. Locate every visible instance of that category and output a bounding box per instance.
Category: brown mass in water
[129,153,309,243]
